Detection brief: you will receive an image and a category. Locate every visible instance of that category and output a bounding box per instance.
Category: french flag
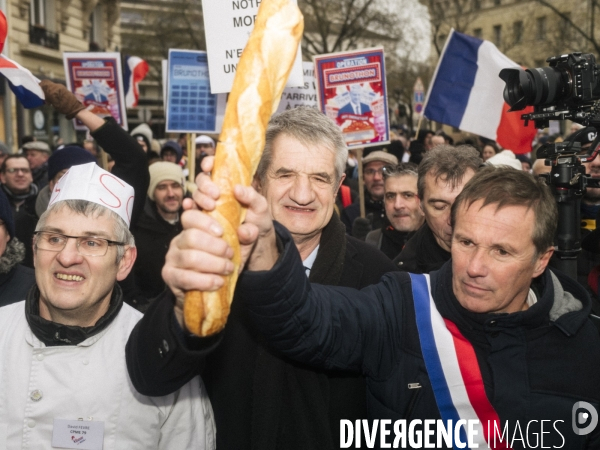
[124,56,149,108]
[424,29,536,154]
[0,11,44,108]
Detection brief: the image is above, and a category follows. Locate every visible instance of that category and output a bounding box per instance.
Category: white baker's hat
[195,135,215,146]
[48,162,134,226]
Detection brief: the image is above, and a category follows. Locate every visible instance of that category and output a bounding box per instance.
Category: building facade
[2,0,121,150]
[120,0,204,139]
[423,0,597,67]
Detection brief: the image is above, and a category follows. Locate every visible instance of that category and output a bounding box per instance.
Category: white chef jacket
[0,301,216,449]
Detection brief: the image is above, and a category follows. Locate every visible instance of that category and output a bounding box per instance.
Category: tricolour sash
[410,273,510,449]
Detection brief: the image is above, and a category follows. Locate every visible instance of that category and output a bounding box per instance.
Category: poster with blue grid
[166,50,226,133]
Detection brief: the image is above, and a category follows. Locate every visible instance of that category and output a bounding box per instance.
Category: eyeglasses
[4,168,31,174]
[34,231,126,257]
[364,165,394,177]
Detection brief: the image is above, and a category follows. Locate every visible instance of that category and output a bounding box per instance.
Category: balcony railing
[29,24,59,50]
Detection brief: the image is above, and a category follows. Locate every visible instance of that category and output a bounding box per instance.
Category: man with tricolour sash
[156,165,600,449]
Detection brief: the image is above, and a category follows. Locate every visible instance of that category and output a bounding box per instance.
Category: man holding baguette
[126,107,397,450]
[132,163,600,449]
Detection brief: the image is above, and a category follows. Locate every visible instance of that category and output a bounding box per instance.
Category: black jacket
[393,222,450,273]
[0,264,34,306]
[236,225,600,449]
[127,199,182,301]
[365,221,414,260]
[1,184,38,268]
[340,192,386,235]
[126,214,398,450]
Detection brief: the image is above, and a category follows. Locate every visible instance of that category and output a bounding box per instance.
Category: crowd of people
[0,80,599,449]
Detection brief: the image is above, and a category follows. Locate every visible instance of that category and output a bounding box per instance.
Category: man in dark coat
[126,107,397,450]
[393,145,481,272]
[159,166,600,449]
[0,188,34,304]
[0,155,39,268]
[129,162,184,301]
[365,162,424,260]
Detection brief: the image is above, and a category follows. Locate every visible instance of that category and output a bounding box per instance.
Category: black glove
[40,79,86,119]
[352,213,373,241]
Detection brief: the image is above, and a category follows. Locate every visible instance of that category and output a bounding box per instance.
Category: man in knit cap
[128,161,185,301]
[130,123,153,153]
[0,162,215,448]
[160,141,183,164]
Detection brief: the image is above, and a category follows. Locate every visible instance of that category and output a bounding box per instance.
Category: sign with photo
[165,50,226,133]
[314,48,389,148]
[63,53,127,130]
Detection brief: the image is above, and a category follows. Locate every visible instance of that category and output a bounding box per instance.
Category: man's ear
[334,173,346,197]
[532,246,554,278]
[252,173,262,193]
[116,246,137,281]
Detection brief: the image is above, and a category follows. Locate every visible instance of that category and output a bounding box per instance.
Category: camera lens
[500,66,572,111]
[528,66,572,105]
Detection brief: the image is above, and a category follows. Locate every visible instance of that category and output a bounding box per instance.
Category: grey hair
[384,162,418,180]
[256,107,348,185]
[35,200,135,263]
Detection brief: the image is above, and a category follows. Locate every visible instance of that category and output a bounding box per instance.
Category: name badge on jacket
[51,419,104,450]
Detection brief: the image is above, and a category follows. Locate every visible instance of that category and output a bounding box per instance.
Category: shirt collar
[302,245,320,276]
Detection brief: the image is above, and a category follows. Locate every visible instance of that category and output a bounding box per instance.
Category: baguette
[183,0,303,336]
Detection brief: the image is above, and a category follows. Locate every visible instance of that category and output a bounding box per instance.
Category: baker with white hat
[0,162,216,449]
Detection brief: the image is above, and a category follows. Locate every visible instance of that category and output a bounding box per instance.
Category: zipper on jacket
[403,382,422,419]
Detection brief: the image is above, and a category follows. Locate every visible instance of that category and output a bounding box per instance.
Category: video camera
[500,52,600,278]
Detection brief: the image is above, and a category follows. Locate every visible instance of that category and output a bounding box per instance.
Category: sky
[396,0,432,62]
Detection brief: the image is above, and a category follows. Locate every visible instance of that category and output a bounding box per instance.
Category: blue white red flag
[423,29,536,154]
[124,56,149,108]
[410,273,511,449]
[0,55,44,108]
[0,10,44,108]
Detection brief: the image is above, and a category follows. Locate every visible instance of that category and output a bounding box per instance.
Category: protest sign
[314,48,389,148]
[63,53,127,130]
[201,0,303,94]
[275,61,318,114]
[165,50,226,133]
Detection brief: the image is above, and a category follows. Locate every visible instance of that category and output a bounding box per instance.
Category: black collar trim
[25,284,123,346]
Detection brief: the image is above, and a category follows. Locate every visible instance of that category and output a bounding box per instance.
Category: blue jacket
[238,225,600,449]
